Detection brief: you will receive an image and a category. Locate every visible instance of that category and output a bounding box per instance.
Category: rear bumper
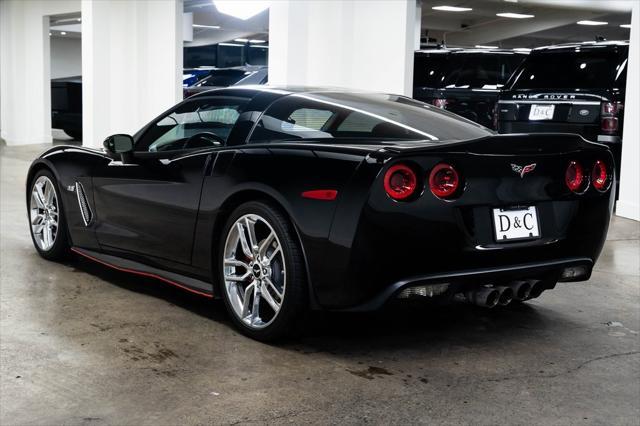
[337,257,592,311]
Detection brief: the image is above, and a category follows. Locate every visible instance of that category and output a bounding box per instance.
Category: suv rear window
[414,52,524,89]
[508,47,628,90]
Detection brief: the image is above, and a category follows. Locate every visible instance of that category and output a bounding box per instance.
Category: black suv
[497,41,628,178]
[413,48,527,129]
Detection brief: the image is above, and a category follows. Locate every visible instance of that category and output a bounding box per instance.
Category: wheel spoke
[260,281,280,312]
[31,213,45,225]
[33,186,46,209]
[241,281,256,318]
[236,222,253,258]
[250,282,262,324]
[43,225,53,247]
[268,245,281,263]
[44,181,54,205]
[245,216,258,250]
[225,258,249,270]
[263,276,284,300]
[226,270,252,282]
[258,231,275,257]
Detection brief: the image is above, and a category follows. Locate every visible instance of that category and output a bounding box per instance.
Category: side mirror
[103,134,134,163]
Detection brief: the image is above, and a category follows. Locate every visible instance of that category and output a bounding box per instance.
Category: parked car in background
[413,48,527,129]
[183,65,267,98]
[183,68,216,87]
[51,76,82,140]
[496,41,628,181]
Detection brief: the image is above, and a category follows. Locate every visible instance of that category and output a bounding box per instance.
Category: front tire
[28,170,70,261]
[218,201,307,341]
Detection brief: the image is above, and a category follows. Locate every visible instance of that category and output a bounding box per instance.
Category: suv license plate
[529,104,555,120]
[493,206,540,242]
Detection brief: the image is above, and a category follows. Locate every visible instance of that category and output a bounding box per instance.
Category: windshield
[508,47,628,90]
[249,92,491,143]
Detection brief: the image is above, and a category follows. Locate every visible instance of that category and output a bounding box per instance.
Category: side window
[248,96,428,143]
[250,104,337,141]
[136,97,248,152]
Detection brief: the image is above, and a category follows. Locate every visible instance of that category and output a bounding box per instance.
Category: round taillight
[565,160,586,193]
[429,163,460,199]
[592,160,609,192]
[384,164,417,200]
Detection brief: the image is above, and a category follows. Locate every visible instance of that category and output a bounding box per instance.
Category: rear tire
[28,170,70,261]
[218,201,307,341]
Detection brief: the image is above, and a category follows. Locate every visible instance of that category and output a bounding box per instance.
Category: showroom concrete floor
[1,143,639,425]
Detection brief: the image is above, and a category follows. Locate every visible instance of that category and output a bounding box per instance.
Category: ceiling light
[213,0,270,20]
[577,20,608,26]
[192,24,221,29]
[496,12,534,19]
[475,45,498,49]
[620,24,631,29]
[48,32,52,36]
[249,39,266,43]
[432,6,472,12]
[60,31,66,35]
[513,48,532,52]
[234,38,249,42]
[77,18,81,22]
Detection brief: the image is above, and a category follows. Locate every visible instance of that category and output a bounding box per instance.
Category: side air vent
[75,182,93,226]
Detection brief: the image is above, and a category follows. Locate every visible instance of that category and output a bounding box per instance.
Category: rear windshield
[508,47,628,90]
[199,70,249,87]
[248,92,491,143]
[414,52,525,89]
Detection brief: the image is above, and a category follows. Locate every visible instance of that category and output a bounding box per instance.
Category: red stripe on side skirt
[70,247,213,298]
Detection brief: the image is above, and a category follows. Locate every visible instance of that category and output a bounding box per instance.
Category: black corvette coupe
[27,86,615,340]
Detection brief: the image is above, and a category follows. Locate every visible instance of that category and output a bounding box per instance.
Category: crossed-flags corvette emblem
[511,163,537,178]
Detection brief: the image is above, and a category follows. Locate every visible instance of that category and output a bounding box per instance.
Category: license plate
[529,104,555,120]
[492,206,540,242]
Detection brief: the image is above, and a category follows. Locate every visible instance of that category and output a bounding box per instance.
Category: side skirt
[71,247,214,298]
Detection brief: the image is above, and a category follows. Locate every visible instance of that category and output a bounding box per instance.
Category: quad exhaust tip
[462,280,544,308]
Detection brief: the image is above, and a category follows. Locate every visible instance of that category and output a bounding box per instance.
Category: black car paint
[28,87,615,310]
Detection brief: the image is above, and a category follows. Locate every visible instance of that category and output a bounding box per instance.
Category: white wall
[81,0,183,148]
[269,0,416,96]
[50,37,82,79]
[617,3,640,221]
[0,0,80,145]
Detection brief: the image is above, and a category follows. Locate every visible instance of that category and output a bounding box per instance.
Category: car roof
[189,85,374,100]
[532,40,629,53]
[416,47,528,55]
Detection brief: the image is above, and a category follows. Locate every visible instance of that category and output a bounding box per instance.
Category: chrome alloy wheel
[29,176,59,251]
[223,214,286,329]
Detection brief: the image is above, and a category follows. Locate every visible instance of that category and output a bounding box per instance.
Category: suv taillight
[601,101,623,134]
[432,98,449,109]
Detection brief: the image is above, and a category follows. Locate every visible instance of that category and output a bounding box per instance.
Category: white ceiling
[421,0,632,48]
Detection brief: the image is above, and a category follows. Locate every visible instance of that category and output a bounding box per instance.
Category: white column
[0,0,79,145]
[81,0,183,148]
[269,0,416,96]
[617,4,639,221]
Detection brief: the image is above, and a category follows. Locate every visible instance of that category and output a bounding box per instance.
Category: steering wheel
[182,132,225,149]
